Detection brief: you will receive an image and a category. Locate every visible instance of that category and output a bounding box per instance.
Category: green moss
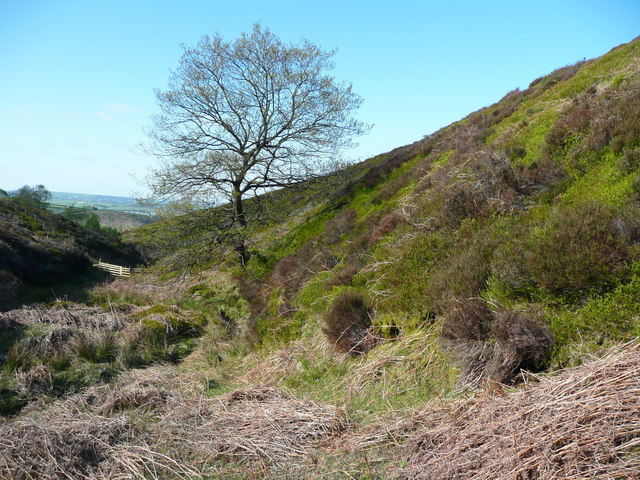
[562,150,635,205]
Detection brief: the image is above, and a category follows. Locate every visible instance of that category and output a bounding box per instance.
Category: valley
[1,37,640,479]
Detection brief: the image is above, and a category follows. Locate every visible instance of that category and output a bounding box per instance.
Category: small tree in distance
[12,185,51,207]
[143,24,369,264]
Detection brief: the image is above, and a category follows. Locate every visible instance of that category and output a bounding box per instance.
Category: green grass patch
[561,150,635,205]
[548,263,640,367]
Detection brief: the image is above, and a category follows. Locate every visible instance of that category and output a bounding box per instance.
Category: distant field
[47,192,158,231]
[49,191,157,215]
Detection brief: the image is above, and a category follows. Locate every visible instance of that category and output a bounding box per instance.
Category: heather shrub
[322,208,357,244]
[427,231,497,314]
[442,299,554,385]
[323,290,373,354]
[544,101,594,161]
[486,309,554,382]
[617,148,640,173]
[504,143,527,160]
[369,210,404,246]
[329,258,363,287]
[607,91,640,154]
[516,156,567,194]
[544,88,640,167]
[526,201,639,297]
[528,60,586,89]
[268,244,336,295]
[436,152,522,227]
[440,298,492,342]
[490,223,536,295]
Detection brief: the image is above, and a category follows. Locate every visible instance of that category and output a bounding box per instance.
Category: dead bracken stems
[403,341,640,479]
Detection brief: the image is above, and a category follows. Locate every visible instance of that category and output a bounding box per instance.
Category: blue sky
[1,1,638,197]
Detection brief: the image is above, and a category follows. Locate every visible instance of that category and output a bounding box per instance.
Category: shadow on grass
[2,270,112,312]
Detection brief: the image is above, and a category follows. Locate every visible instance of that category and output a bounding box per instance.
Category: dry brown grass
[0,403,135,480]
[338,326,445,402]
[0,303,126,331]
[3,341,640,479]
[403,342,640,479]
[153,386,348,470]
[241,340,311,386]
[0,380,347,479]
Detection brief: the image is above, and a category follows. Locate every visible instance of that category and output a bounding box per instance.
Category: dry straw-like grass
[154,386,348,469]
[0,384,346,479]
[339,326,445,400]
[0,397,201,480]
[0,303,126,331]
[403,341,640,479]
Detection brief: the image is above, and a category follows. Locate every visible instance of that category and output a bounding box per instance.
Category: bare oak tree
[145,24,368,263]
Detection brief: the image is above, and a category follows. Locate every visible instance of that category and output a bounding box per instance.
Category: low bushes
[487,309,554,382]
[544,86,640,168]
[441,298,554,385]
[440,153,520,225]
[323,291,374,354]
[441,298,491,343]
[490,201,640,300]
[527,201,639,297]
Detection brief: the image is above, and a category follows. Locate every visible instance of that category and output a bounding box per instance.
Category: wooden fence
[93,260,142,277]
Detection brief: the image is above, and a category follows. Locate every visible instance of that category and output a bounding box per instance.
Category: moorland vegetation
[1,35,640,479]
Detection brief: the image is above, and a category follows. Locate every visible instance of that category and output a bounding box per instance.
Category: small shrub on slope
[441,298,554,385]
[544,86,640,169]
[486,309,554,382]
[427,233,497,314]
[527,201,639,297]
[322,208,356,244]
[323,290,373,354]
[441,298,491,343]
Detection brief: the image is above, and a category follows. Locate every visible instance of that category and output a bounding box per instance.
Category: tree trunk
[233,188,247,228]
[232,187,250,265]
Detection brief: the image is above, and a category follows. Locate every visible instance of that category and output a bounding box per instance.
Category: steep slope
[130,37,640,393]
[218,35,640,386]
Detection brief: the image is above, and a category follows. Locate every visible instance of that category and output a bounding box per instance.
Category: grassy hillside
[0,197,143,308]
[2,37,640,478]
[132,36,640,386]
